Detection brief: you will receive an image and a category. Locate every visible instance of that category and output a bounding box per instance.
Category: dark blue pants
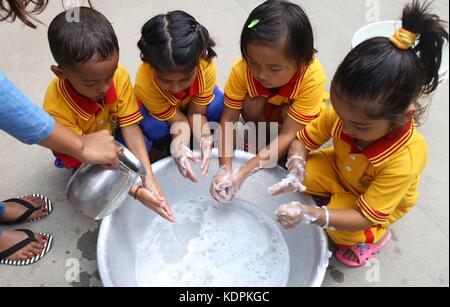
[139,86,224,148]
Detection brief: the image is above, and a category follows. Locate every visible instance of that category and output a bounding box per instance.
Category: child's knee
[304,152,330,185]
[327,192,359,211]
[242,96,267,122]
[303,150,348,197]
[279,104,289,121]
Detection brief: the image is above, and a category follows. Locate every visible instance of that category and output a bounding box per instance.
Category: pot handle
[116,142,147,176]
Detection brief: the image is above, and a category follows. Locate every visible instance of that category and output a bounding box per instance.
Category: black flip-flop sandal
[0,229,53,266]
[1,194,53,225]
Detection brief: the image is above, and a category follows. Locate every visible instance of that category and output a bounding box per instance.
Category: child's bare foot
[342,248,359,262]
[336,231,392,267]
[0,195,49,224]
[0,230,47,262]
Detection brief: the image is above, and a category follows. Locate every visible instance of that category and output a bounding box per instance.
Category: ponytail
[332,0,448,127]
[402,0,448,94]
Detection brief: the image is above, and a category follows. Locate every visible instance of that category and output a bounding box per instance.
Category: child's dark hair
[332,0,448,127]
[240,0,316,66]
[137,10,216,73]
[48,6,119,68]
[0,0,48,28]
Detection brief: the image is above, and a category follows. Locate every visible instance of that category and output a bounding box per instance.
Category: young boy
[43,7,173,221]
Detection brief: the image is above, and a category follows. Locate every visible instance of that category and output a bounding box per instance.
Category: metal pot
[66,142,146,220]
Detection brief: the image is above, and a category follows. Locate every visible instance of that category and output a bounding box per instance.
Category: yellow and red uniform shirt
[43,64,142,168]
[135,58,217,121]
[298,105,428,226]
[224,57,329,125]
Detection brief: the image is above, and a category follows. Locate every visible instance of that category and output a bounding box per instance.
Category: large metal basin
[97,150,330,287]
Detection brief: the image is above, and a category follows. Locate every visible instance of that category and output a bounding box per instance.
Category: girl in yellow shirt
[270,1,448,267]
[210,0,328,202]
[135,11,224,182]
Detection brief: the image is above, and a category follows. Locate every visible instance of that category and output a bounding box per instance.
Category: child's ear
[51,65,66,79]
[404,104,417,120]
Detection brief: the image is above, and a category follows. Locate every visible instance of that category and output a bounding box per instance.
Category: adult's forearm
[0,72,55,145]
[38,121,84,159]
[39,124,119,166]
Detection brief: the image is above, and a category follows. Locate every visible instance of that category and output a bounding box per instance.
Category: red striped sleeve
[118,110,143,127]
[192,94,214,106]
[224,94,244,110]
[358,195,389,224]
[287,106,320,125]
[297,128,320,150]
[153,106,177,121]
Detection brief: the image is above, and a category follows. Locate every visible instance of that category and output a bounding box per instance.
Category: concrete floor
[0,0,448,287]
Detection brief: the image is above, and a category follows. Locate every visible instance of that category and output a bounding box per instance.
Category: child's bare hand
[156,201,175,223]
[143,178,165,202]
[200,135,214,176]
[133,185,175,223]
[173,145,200,183]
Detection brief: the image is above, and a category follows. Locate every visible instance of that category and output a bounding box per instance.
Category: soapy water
[135,197,290,287]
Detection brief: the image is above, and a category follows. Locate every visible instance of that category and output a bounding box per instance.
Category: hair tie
[248,18,261,29]
[390,28,417,50]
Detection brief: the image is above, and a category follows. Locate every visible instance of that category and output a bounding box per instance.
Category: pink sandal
[335,230,392,267]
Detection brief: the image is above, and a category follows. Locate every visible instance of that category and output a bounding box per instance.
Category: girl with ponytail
[269,0,448,267]
[135,10,224,182]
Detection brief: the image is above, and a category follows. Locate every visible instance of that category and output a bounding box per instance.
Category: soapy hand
[275,201,319,229]
[173,144,200,183]
[200,135,214,177]
[209,165,240,203]
[267,155,307,196]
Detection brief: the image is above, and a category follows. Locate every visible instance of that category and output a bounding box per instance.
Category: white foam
[135,197,290,287]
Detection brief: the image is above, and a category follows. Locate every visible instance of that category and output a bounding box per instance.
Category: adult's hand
[79,130,120,167]
[39,123,119,166]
